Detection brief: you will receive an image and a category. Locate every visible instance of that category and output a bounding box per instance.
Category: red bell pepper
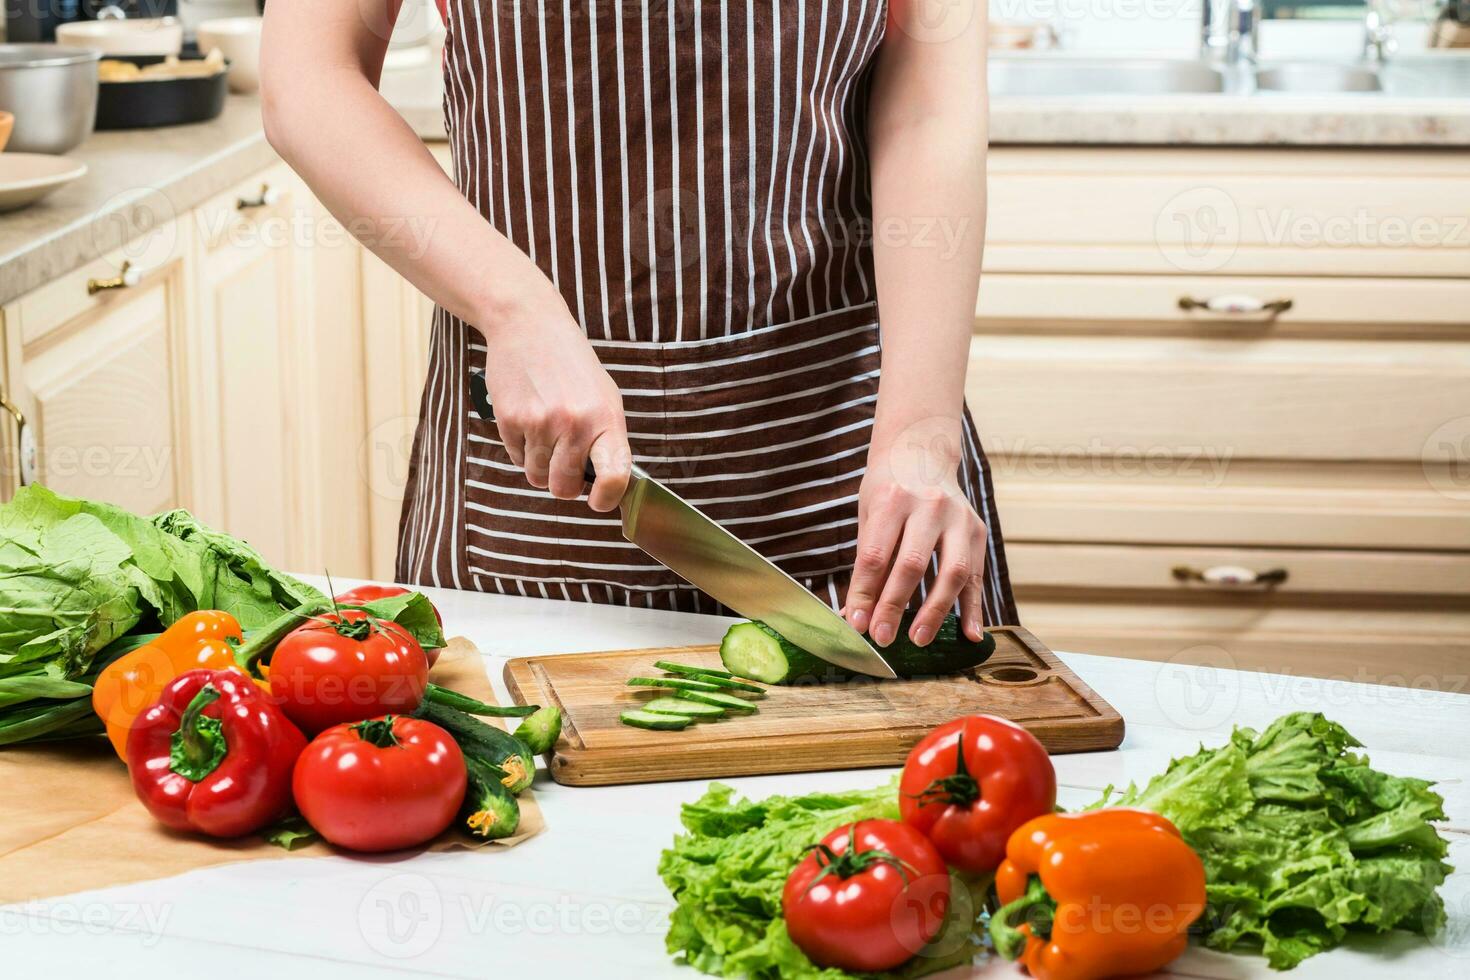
[128,669,307,838]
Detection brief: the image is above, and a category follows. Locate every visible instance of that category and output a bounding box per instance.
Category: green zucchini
[653,660,735,680]
[720,615,996,684]
[625,676,725,693]
[621,709,693,731]
[678,689,758,713]
[462,757,521,839]
[512,705,563,754]
[413,699,536,794]
[641,696,725,719]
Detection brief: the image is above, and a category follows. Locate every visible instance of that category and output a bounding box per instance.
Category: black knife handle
[471,370,598,484]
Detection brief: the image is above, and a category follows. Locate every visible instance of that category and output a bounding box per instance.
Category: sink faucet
[1202,0,1260,67]
[1363,0,1396,65]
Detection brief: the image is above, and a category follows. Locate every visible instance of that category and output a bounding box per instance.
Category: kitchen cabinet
[0,219,195,517]
[975,147,1470,689]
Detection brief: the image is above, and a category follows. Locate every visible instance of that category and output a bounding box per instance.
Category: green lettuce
[658,782,986,979]
[1095,712,1451,970]
[0,485,323,680]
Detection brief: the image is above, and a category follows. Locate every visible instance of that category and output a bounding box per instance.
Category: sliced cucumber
[620,709,694,731]
[678,689,759,713]
[662,671,765,696]
[642,697,725,719]
[626,676,725,693]
[653,660,735,680]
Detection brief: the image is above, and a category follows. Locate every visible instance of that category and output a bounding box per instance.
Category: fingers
[868,514,943,649]
[547,429,593,500]
[958,571,986,642]
[844,503,905,636]
[905,525,987,646]
[586,427,633,513]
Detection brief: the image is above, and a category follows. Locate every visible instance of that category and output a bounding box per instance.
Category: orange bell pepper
[990,809,1207,980]
[91,611,249,761]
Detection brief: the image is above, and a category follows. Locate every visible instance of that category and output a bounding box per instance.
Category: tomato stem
[909,734,981,808]
[352,715,401,748]
[801,825,917,895]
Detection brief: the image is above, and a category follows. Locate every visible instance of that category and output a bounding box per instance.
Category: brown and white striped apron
[398,0,1018,625]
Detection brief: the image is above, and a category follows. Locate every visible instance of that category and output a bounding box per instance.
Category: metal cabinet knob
[87,261,141,295]
[237,184,280,211]
[1178,294,1293,317]
[1173,564,1289,587]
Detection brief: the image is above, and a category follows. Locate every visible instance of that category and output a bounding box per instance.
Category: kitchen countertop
[3,54,1469,308]
[2,579,1467,978]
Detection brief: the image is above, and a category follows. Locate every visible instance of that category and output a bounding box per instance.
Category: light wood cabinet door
[1,221,193,515]
[186,164,307,571]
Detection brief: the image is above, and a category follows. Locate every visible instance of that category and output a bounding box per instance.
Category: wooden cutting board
[503,627,1124,786]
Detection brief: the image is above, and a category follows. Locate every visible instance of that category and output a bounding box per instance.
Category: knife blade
[466,373,895,679]
[617,466,898,679]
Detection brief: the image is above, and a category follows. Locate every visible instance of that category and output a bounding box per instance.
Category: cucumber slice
[678,689,759,713]
[653,660,735,680]
[720,622,825,684]
[620,709,694,731]
[626,676,725,693]
[661,670,765,696]
[642,697,725,719]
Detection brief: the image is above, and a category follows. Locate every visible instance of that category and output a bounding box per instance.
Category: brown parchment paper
[0,637,544,904]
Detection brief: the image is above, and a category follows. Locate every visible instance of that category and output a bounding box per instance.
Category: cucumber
[720,615,996,684]
[678,689,758,713]
[625,676,725,693]
[413,699,536,794]
[512,705,563,754]
[653,660,735,680]
[660,670,765,696]
[621,709,693,731]
[462,757,521,840]
[642,697,725,719]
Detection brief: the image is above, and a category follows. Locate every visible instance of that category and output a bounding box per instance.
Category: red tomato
[782,819,951,973]
[269,610,429,735]
[899,715,1057,875]
[293,715,466,852]
[333,585,444,666]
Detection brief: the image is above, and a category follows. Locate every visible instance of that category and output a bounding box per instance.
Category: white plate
[56,17,184,58]
[0,153,87,213]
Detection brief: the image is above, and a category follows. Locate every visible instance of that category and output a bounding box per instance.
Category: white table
[5,581,1468,979]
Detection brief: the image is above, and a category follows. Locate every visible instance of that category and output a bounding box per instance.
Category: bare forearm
[260,37,558,329]
[868,116,986,453]
[866,2,988,458]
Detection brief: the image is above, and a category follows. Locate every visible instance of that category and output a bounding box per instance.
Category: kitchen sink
[1254,63,1382,93]
[989,57,1225,96]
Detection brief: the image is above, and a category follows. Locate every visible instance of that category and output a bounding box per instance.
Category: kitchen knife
[469,371,897,679]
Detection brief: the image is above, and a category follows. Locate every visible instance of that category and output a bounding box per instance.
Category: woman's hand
[481,290,632,512]
[843,418,988,648]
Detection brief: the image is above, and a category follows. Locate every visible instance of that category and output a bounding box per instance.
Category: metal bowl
[0,45,102,155]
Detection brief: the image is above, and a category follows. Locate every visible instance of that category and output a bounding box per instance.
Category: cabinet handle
[0,389,32,487]
[1178,295,1293,317]
[1172,564,1288,588]
[87,261,140,295]
[236,184,280,211]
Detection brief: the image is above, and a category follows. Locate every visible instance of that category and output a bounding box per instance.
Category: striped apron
[398,0,1018,625]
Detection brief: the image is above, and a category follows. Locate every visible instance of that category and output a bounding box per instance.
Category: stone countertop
[3,57,1468,308]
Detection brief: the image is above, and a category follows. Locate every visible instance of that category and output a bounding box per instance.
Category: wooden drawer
[1008,542,1470,599]
[965,333,1470,464]
[1016,594,1470,692]
[975,273,1470,334]
[986,147,1470,278]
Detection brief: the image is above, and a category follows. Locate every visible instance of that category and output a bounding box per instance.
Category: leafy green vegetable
[262,814,321,851]
[0,486,323,682]
[0,486,324,745]
[658,782,985,979]
[1094,712,1451,970]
